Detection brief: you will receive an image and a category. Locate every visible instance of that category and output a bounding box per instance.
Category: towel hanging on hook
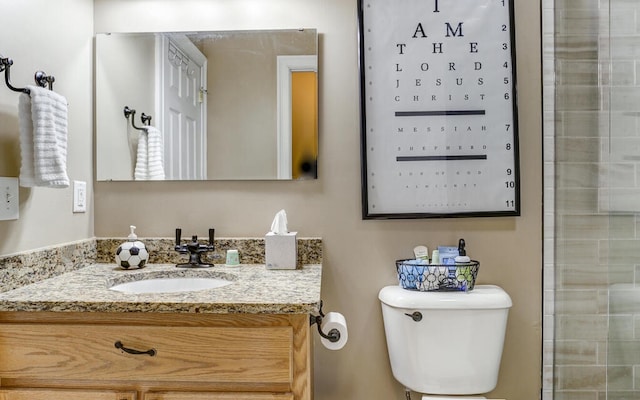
[17,81,69,188]
[127,107,164,181]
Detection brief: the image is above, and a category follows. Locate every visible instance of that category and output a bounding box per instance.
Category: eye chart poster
[359,0,520,219]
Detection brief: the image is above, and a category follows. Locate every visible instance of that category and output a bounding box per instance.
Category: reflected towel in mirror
[134,126,165,180]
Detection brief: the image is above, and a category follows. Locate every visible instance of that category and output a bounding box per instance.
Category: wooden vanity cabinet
[143,393,292,400]
[0,389,136,400]
[0,312,311,400]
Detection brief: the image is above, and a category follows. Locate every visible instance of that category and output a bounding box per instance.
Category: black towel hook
[141,112,152,126]
[1,58,28,94]
[0,57,55,93]
[34,70,55,90]
[123,106,146,131]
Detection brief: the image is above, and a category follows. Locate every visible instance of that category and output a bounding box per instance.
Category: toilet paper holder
[309,300,341,343]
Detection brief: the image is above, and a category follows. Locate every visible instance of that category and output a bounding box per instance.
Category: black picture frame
[359,0,521,219]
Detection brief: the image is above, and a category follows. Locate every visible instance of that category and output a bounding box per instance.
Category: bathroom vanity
[0,263,322,400]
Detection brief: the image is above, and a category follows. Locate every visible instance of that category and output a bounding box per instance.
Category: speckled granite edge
[0,239,97,293]
[0,263,322,314]
[0,237,322,295]
[96,237,322,265]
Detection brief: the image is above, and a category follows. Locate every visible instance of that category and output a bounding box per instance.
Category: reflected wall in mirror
[96,29,318,181]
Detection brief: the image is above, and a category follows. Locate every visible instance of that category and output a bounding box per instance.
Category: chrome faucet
[174,228,216,268]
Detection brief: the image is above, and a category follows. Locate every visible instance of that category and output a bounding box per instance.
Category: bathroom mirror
[95,29,318,181]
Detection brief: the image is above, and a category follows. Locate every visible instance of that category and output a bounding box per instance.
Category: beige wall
[0,0,94,254]
[94,0,542,399]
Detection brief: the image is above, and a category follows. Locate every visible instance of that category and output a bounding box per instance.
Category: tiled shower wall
[545,0,640,399]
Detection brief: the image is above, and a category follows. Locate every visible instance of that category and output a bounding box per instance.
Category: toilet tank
[378,285,512,395]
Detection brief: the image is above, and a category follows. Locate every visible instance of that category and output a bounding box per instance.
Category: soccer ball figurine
[115,226,149,269]
[116,240,148,269]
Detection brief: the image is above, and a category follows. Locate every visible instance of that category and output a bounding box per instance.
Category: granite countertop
[0,263,322,314]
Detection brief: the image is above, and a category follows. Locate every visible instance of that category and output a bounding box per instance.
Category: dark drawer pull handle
[114,340,157,356]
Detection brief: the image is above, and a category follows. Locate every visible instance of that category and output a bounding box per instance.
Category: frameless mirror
[95,29,318,181]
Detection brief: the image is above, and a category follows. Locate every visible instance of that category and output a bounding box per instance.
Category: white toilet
[379,285,512,399]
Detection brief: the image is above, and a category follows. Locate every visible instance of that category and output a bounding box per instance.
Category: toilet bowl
[379,285,512,398]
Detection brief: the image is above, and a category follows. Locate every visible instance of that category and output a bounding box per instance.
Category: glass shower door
[605,0,640,397]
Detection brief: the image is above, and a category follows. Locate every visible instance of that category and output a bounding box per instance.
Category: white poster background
[361,0,519,217]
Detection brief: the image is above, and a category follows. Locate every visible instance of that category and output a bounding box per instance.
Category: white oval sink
[110,277,232,294]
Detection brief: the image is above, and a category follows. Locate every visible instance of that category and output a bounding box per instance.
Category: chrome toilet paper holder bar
[309,300,341,343]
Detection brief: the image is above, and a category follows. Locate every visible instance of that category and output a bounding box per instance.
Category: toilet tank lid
[379,285,512,309]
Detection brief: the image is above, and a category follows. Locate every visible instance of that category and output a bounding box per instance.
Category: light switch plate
[73,180,87,213]
[0,177,19,221]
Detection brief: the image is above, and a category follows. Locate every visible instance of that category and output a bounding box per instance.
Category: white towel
[18,93,36,187]
[18,85,69,188]
[146,126,165,180]
[134,130,148,180]
[134,126,164,180]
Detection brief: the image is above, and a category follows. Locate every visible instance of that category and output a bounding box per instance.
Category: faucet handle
[174,229,215,268]
[175,228,182,247]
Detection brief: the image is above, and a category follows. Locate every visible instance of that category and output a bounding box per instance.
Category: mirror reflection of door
[159,34,207,180]
[291,71,318,179]
[276,55,318,179]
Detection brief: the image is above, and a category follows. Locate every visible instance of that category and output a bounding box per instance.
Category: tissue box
[265,232,297,270]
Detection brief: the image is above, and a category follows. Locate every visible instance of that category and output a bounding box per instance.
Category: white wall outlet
[0,177,19,221]
[73,180,87,213]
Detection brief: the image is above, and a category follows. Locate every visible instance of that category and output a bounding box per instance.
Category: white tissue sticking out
[320,312,348,351]
[270,209,289,235]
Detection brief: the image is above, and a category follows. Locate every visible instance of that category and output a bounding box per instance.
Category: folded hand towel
[18,93,36,187]
[134,126,164,180]
[18,85,69,188]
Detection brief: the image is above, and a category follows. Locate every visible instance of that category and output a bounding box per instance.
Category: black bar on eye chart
[395,110,486,117]
[396,155,488,162]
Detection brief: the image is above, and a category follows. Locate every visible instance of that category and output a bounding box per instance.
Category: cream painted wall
[0,0,94,254]
[94,0,542,399]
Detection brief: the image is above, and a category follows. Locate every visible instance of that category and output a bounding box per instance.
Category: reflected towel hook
[141,112,152,126]
[123,106,146,131]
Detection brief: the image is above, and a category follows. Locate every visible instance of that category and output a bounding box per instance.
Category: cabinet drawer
[0,324,292,386]
[0,389,136,400]
[144,392,293,400]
